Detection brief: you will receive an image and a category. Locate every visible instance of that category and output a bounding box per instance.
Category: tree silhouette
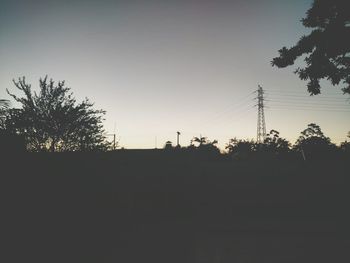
[190,136,220,157]
[294,123,335,158]
[297,123,328,140]
[262,130,290,155]
[340,131,350,154]
[5,76,110,152]
[272,0,350,95]
[191,136,215,147]
[226,138,256,159]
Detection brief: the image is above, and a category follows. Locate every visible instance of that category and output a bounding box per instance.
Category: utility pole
[113,122,116,150]
[106,133,117,150]
[256,85,266,144]
[176,131,181,147]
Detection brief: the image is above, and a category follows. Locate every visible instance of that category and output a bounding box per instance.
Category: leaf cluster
[272,0,350,95]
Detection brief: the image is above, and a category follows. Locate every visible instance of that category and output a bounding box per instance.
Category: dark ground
[2,151,350,262]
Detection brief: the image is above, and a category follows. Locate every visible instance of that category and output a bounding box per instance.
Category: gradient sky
[1,0,349,149]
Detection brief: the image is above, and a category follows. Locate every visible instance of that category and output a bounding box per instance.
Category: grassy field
[3,151,350,262]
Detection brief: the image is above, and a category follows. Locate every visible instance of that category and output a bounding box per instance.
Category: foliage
[190,136,220,156]
[294,123,336,158]
[0,99,10,129]
[340,140,350,153]
[261,130,291,155]
[191,136,217,147]
[5,76,110,152]
[271,0,350,95]
[0,99,9,110]
[340,131,350,153]
[225,138,256,159]
[296,123,329,142]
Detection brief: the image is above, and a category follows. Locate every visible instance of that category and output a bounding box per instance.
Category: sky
[1,0,349,149]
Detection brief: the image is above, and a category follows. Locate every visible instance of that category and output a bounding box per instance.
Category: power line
[265,89,350,113]
[266,99,349,106]
[202,91,255,120]
[201,103,255,130]
[198,91,255,129]
[266,96,347,102]
[266,95,349,101]
[268,106,350,112]
[266,88,346,95]
[266,92,348,100]
[212,107,255,131]
[268,101,350,108]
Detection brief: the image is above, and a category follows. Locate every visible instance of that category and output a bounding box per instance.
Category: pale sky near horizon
[1,0,349,149]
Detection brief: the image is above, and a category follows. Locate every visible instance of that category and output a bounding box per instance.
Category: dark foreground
[3,152,350,262]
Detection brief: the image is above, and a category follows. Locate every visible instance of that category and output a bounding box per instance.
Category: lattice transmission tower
[256,85,266,143]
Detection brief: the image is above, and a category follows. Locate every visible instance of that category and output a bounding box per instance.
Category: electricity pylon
[256,85,266,143]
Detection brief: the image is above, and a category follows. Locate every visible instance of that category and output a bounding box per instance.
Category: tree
[0,99,10,129]
[262,130,291,155]
[5,76,110,152]
[191,136,218,147]
[272,0,350,95]
[297,123,328,141]
[294,123,335,158]
[340,131,350,154]
[190,136,220,157]
[0,99,9,110]
[225,138,256,159]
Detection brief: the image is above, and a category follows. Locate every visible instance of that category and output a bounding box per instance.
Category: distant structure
[256,85,266,143]
[107,133,117,150]
[107,122,117,150]
[164,140,173,150]
[176,131,181,147]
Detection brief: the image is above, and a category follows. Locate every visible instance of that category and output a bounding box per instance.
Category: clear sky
[1,0,349,149]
